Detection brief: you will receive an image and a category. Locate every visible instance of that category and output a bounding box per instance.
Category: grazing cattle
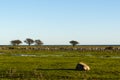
[76,62,90,71]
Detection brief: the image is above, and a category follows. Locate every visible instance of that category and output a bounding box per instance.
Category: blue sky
[0,0,120,45]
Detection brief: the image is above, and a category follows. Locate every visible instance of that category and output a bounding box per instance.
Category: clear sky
[0,0,120,45]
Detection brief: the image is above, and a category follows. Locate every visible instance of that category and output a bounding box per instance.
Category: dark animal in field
[76,62,90,71]
[105,46,113,50]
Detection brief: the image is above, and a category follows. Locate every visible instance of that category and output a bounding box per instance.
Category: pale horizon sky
[0,0,120,45]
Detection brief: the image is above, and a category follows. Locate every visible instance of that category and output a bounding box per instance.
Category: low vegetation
[0,46,120,80]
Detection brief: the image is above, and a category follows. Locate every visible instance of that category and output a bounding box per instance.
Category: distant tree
[35,39,43,45]
[24,38,34,46]
[11,40,22,46]
[69,40,79,46]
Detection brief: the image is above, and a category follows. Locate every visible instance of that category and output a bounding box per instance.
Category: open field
[0,46,120,80]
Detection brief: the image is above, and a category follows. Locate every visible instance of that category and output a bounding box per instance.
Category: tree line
[11,38,79,46]
[11,38,43,46]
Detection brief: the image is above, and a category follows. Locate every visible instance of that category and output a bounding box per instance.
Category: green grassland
[0,46,120,80]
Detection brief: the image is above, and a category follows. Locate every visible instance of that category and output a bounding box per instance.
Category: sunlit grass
[0,49,120,79]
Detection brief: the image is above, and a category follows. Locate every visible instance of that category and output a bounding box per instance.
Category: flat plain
[0,46,120,80]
